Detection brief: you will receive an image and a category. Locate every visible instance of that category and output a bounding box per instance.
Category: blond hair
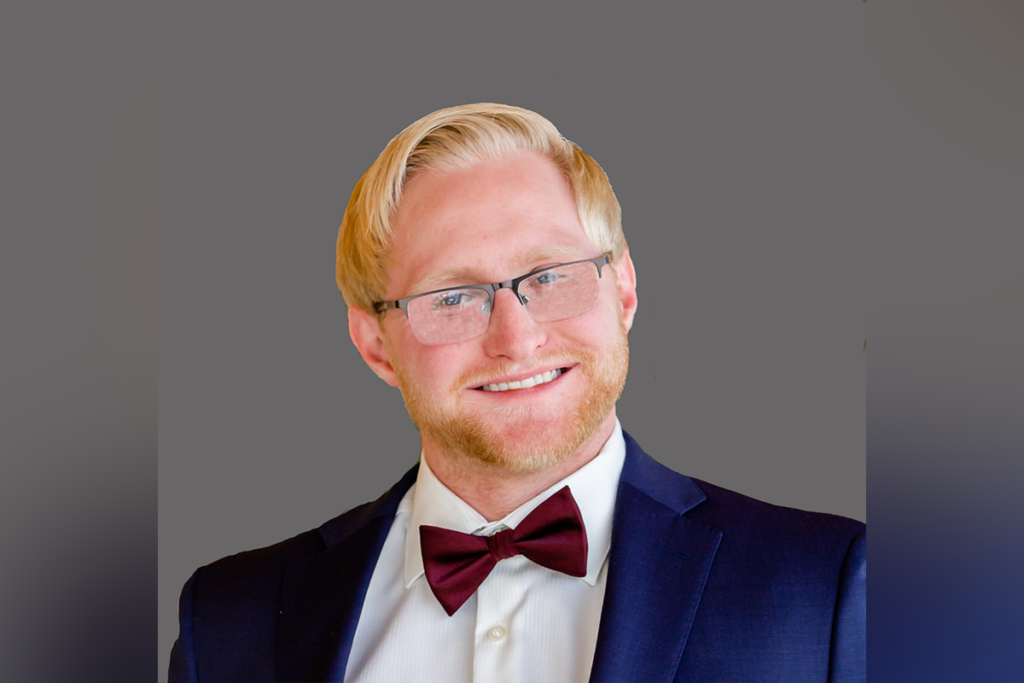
[335,103,626,311]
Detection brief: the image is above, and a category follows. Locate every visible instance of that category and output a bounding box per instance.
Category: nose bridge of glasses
[493,279,528,306]
[483,282,545,353]
[487,284,534,325]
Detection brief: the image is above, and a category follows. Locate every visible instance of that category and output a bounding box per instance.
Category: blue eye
[534,271,560,285]
[430,289,486,314]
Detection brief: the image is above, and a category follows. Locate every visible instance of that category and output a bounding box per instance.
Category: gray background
[160,3,870,676]
[2,1,1020,682]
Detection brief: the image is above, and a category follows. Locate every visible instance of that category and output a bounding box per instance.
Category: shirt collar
[402,418,626,588]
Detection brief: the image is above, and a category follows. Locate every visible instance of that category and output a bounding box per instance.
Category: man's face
[356,151,637,472]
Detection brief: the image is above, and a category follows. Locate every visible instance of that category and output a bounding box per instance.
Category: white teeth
[479,369,563,392]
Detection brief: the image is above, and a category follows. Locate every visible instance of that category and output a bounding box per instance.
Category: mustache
[455,348,595,390]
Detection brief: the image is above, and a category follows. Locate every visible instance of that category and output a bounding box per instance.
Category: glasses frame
[373,253,611,321]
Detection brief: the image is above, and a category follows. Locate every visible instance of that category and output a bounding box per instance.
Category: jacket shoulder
[193,464,419,599]
[682,474,865,604]
[621,431,864,546]
[689,475,865,544]
[192,493,392,609]
[195,527,323,601]
[174,494,400,681]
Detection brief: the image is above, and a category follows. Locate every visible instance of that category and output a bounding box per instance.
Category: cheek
[554,299,624,347]
[404,347,468,391]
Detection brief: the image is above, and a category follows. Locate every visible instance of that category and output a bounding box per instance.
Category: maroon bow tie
[419,485,589,616]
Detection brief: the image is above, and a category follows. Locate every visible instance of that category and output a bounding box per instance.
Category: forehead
[385,152,597,296]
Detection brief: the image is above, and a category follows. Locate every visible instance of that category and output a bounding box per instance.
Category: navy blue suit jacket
[170,432,866,682]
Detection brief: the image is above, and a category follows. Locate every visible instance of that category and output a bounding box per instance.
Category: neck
[421,410,618,521]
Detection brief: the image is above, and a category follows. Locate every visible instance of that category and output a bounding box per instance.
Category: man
[169,103,866,682]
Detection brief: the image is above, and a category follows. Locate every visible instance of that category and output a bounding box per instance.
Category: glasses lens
[406,288,492,345]
[520,261,601,322]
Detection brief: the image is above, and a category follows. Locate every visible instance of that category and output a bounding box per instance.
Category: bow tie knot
[486,528,520,561]
[420,486,589,616]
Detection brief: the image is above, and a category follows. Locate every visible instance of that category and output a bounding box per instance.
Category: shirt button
[488,625,507,641]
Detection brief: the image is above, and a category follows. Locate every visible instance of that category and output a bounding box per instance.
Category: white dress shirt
[344,420,627,683]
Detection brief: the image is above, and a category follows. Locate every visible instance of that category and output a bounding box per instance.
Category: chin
[472,414,592,473]
[396,330,630,475]
[409,369,623,475]
[427,411,601,474]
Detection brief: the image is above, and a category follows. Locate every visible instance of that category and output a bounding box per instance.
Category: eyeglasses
[374,254,611,345]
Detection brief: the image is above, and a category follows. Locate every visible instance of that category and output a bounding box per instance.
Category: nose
[480,288,547,361]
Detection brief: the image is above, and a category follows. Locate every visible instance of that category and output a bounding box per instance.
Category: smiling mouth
[474,367,568,392]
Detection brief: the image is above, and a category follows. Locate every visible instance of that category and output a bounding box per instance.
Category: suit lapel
[589,433,722,683]
[276,466,419,682]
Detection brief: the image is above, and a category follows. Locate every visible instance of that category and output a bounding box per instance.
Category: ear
[611,249,638,332]
[348,306,400,387]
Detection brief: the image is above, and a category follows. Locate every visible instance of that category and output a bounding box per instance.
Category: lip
[469,363,577,391]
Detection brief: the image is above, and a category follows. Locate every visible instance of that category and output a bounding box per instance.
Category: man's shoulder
[194,526,324,591]
[638,459,864,592]
[686,474,865,555]
[172,474,418,678]
[622,431,864,540]
[620,434,864,572]
[196,477,412,588]
[186,518,337,616]
[177,494,399,656]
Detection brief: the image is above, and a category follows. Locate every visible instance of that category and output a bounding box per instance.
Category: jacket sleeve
[828,527,867,682]
[168,569,200,683]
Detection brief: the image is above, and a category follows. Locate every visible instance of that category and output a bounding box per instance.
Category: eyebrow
[406,244,588,295]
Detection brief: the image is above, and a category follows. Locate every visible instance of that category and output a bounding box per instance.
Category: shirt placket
[472,554,526,683]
